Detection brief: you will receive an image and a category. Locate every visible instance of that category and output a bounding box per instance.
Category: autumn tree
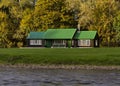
[13,0,35,47]
[33,0,77,31]
[0,0,21,47]
[0,0,35,47]
[67,0,120,46]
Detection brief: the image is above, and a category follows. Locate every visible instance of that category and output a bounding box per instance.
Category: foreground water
[0,68,120,86]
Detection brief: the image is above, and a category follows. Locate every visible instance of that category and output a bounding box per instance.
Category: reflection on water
[0,68,120,86]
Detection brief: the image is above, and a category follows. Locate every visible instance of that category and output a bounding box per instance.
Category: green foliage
[68,40,72,48]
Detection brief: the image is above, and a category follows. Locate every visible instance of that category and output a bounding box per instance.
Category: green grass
[0,48,120,66]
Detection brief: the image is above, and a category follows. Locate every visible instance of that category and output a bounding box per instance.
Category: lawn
[0,48,120,66]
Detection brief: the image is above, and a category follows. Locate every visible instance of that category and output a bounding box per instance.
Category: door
[45,40,52,48]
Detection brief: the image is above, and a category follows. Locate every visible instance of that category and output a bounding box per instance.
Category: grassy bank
[0,48,120,66]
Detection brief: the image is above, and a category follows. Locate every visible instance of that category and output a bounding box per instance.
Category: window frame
[30,40,42,45]
[78,40,90,46]
[53,40,65,45]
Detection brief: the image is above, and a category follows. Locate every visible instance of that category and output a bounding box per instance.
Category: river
[0,68,120,86]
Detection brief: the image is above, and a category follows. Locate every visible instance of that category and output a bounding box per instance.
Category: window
[30,40,42,45]
[78,40,90,46]
[95,40,98,46]
[72,40,74,46]
[53,40,65,45]
[86,40,90,46]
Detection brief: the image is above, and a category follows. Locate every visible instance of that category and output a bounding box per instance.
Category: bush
[17,42,23,48]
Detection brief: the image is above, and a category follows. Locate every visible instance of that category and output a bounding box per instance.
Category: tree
[87,0,119,46]
[113,11,120,46]
[0,0,20,47]
[14,8,34,47]
[33,0,77,31]
[13,0,35,47]
[0,11,11,48]
[0,0,35,47]
[67,0,120,46]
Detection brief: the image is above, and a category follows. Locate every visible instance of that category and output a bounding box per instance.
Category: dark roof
[74,31,97,39]
[27,32,45,39]
[43,29,76,39]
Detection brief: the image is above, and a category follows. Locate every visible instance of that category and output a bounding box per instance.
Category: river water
[0,68,120,86]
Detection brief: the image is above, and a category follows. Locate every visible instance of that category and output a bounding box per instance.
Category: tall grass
[0,48,120,65]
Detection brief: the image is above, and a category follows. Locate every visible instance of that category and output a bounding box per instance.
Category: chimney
[77,23,80,33]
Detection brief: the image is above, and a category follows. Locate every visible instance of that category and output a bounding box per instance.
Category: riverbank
[0,48,120,69]
[0,64,120,70]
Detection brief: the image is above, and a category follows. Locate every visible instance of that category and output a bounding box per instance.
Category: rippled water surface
[0,68,120,86]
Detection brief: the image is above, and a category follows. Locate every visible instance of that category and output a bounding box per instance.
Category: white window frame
[78,40,90,46]
[30,40,42,45]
